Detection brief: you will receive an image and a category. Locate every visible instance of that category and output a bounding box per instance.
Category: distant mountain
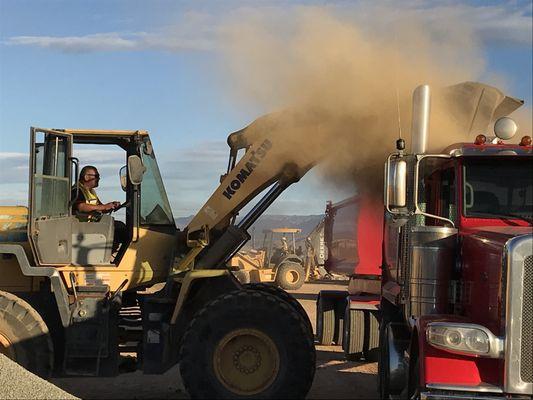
[175,214,324,242]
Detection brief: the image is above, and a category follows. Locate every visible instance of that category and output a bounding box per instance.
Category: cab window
[140,140,174,226]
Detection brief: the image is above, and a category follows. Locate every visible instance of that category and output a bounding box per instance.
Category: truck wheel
[343,308,364,360]
[244,283,313,335]
[316,294,335,345]
[179,289,315,399]
[275,262,305,290]
[317,291,347,346]
[363,311,380,362]
[0,290,54,378]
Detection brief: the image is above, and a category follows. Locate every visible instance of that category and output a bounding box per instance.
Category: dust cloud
[216,6,526,198]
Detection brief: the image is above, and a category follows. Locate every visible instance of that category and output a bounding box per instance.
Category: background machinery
[230,226,324,290]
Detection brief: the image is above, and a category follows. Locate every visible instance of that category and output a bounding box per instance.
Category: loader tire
[244,283,313,335]
[179,289,316,399]
[0,290,54,378]
[275,262,305,290]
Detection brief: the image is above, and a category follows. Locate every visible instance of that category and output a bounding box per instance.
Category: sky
[0,0,531,218]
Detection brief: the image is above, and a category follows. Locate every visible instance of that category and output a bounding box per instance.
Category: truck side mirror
[119,166,127,191]
[128,155,146,185]
[386,158,407,209]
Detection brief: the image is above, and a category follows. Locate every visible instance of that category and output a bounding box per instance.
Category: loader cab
[262,228,302,267]
[28,128,176,290]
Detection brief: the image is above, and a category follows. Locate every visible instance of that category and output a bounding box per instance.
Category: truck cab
[381,88,532,399]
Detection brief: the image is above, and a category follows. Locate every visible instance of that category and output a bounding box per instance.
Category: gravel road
[46,281,378,399]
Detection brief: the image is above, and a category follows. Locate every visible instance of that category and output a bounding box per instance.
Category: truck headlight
[426,323,503,358]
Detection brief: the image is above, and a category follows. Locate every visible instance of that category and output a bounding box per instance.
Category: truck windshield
[463,158,533,221]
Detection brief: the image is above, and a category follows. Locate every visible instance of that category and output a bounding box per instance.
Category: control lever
[113,201,131,212]
[107,279,129,303]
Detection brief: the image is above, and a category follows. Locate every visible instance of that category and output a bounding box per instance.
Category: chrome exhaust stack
[411,84,431,154]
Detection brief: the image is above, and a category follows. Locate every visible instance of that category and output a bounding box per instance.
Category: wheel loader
[0,119,318,398]
[230,227,311,290]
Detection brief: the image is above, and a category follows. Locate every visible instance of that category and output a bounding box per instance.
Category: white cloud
[3,2,531,53]
[5,32,214,53]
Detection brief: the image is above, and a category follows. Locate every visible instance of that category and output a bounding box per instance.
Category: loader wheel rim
[0,331,15,359]
[286,269,300,284]
[213,328,280,395]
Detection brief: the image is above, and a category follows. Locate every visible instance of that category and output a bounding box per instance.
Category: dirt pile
[0,354,77,400]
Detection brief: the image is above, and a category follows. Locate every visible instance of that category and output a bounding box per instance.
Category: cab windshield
[139,140,174,226]
[463,157,533,221]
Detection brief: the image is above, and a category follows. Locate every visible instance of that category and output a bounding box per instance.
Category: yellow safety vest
[77,183,100,205]
[75,183,101,221]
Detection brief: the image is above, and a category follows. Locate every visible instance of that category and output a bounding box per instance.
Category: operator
[281,236,289,253]
[71,165,127,252]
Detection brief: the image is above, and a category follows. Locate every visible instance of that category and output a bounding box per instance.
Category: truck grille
[504,235,533,394]
[521,255,532,383]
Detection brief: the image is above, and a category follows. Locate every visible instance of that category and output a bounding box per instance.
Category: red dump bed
[324,196,383,277]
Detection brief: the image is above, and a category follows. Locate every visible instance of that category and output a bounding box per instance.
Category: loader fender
[170,269,241,325]
[0,244,70,327]
[141,270,241,374]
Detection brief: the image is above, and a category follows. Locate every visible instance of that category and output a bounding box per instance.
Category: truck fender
[0,244,70,327]
[381,321,410,395]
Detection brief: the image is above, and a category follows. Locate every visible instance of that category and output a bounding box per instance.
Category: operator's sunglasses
[86,173,100,178]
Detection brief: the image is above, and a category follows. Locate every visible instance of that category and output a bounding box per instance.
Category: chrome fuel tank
[408,226,457,318]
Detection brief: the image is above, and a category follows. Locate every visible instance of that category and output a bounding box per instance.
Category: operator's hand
[101,202,119,212]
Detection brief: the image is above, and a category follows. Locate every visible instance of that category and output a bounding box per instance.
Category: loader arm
[181,110,326,270]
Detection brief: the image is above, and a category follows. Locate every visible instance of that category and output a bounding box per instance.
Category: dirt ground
[51,281,379,399]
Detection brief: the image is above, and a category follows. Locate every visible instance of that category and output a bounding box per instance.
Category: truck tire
[317,291,347,346]
[378,322,392,400]
[244,283,313,335]
[0,290,54,378]
[343,309,364,360]
[363,311,380,361]
[316,294,335,345]
[179,289,316,399]
[275,262,306,290]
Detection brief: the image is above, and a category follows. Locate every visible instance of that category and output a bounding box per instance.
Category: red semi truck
[318,83,532,399]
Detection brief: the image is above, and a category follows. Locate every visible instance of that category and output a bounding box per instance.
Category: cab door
[28,127,73,265]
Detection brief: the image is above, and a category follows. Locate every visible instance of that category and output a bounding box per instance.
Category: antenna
[395,88,405,152]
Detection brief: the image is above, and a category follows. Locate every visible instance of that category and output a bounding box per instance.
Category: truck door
[28,127,73,265]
